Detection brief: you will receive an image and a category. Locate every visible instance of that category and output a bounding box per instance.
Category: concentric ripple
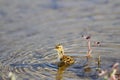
[0,0,120,80]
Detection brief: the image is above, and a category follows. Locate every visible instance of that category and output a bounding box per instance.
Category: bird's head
[55,44,64,53]
[55,44,64,59]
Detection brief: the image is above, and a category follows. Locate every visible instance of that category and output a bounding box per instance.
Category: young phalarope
[55,44,75,65]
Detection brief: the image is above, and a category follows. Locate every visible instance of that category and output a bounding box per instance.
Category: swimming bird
[55,44,75,66]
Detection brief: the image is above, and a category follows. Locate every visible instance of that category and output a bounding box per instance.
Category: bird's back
[60,55,75,65]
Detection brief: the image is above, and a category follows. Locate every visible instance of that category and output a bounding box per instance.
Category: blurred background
[0,0,120,80]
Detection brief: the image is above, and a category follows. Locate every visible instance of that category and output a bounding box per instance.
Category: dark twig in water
[98,62,120,80]
[82,35,92,59]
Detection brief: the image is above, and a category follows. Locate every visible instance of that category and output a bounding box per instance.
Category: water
[0,0,120,80]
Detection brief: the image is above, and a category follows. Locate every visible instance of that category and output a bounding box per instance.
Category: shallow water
[0,0,120,80]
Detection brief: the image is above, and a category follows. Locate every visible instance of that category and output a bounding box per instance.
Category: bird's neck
[57,50,64,60]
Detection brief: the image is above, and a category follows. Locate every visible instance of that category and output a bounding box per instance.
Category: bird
[55,44,75,66]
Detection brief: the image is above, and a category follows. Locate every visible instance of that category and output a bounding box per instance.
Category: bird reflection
[56,62,71,80]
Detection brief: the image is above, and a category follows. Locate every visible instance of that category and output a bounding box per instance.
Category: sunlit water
[0,0,120,80]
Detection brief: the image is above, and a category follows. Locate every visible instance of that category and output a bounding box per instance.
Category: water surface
[0,0,120,80]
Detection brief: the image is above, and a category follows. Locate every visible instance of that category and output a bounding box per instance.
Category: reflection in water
[83,64,92,73]
[95,56,101,72]
[56,62,72,80]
